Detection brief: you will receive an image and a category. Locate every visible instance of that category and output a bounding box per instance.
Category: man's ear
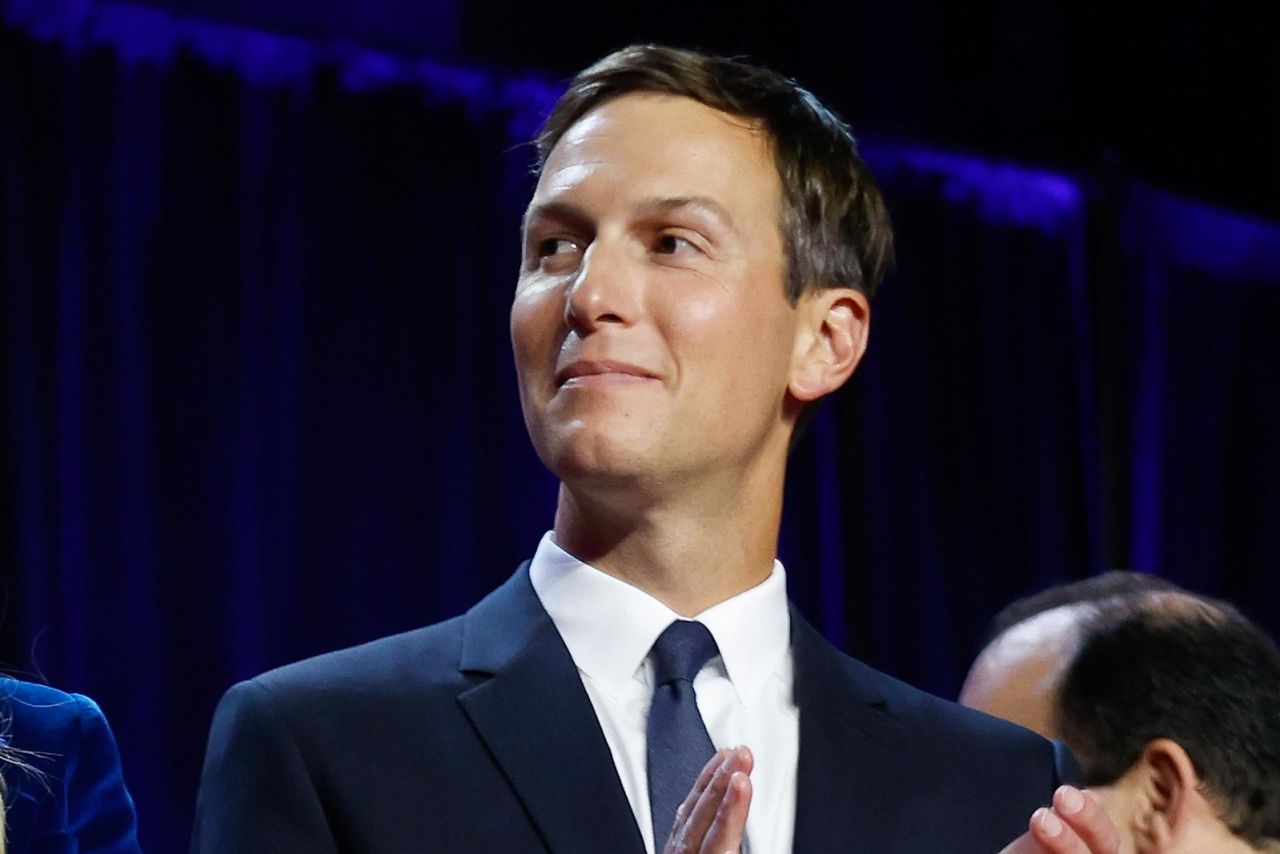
[1129,739,1200,854]
[788,287,871,402]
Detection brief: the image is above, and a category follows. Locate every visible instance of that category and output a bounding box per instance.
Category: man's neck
[551,477,783,617]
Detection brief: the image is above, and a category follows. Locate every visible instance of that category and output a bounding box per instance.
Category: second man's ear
[1129,739,1202,854]
[788,287,871,402]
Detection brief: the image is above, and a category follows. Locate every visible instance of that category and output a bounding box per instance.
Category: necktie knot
[650,620,719,686]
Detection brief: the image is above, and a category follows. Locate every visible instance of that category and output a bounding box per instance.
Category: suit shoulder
[230,616,468,711]
[868,659,1047,744]
[876,663,1036,728]
[825,650,1058,781]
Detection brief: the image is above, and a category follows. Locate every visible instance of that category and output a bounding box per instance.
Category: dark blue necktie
[647,619,720,847]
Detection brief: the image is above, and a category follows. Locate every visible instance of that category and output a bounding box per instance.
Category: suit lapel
[790,607,911,853]
[456,564,646,854]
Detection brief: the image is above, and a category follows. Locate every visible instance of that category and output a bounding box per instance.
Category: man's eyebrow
[522,201,591,236]
[636,196,739,236]
[521,195,741,238]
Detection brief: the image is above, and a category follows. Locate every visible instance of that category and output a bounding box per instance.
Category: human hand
[998,786,1121,854]
[661,746,753,854]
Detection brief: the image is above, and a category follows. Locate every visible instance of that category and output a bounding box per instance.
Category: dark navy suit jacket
[1,678,141,854]
[192,564,1073,853]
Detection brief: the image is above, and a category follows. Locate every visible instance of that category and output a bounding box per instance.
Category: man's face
[511,93,805,492]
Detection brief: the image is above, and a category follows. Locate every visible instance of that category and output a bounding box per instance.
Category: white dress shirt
[529,532,798,854]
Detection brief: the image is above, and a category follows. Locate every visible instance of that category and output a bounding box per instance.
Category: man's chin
[547,447,652,486]
[536,430,667,487]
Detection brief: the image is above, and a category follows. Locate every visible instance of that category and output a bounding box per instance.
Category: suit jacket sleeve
[191,679,339,854]
[1053,738,1083,786]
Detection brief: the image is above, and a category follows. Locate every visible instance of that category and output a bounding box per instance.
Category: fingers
[700,770,752,854]
[662,746,754,854]
[1028,807,1091,854]
[683,749,736,825]
[1026,788,1119,854]
[1051,788,1120,854]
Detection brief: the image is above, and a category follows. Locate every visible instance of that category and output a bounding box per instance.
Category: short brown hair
[535,45,894,302]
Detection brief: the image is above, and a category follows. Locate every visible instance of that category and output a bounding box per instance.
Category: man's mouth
[555,359,658,388]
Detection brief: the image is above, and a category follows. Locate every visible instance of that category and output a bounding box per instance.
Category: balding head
[960,571,1181,740]
[963,581,1280,853]
[958,602,1088,739]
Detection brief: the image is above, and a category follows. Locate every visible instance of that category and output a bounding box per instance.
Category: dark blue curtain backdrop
[3,2,1279,851]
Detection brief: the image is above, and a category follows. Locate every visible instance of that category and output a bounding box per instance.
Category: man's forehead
[542,94,769,173]
[554,91,766,140]
[527,93,779,222]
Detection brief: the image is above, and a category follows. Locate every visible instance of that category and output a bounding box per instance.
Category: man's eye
[534,238,582,273]
[653,234,696,255]
[538,237,580,257]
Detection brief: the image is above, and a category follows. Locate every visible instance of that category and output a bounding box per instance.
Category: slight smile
[555,359,659,388]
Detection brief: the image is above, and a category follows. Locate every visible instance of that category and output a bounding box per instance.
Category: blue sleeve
[65,694,142,854]
[0,683,142,854]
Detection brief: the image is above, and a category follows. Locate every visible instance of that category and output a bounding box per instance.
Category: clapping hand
[999,786,1121,854]
[662,747,753,854]
[662,751,1120,854]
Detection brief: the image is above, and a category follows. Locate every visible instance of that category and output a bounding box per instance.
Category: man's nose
[564,239,641,333]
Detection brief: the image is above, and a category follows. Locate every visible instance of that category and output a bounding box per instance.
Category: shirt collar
[528,531,791,706]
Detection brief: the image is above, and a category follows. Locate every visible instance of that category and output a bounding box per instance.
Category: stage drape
[3,3,1278,850]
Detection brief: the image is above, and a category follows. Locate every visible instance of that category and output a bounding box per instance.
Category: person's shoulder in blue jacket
[0,677,141,854]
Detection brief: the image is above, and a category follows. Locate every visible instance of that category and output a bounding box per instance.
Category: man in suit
[192,45,1116,853]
